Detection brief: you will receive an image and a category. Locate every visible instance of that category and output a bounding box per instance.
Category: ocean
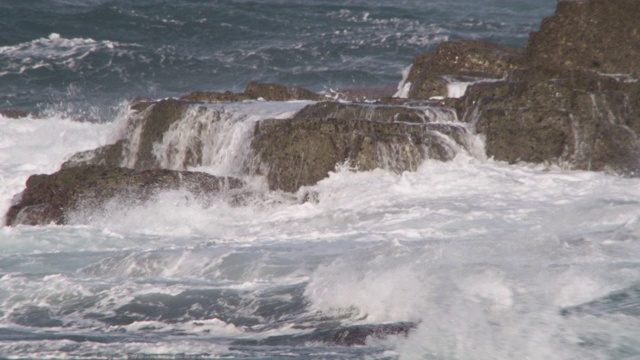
[2,0,640,359]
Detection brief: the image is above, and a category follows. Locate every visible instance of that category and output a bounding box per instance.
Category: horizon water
[2,1,640,359]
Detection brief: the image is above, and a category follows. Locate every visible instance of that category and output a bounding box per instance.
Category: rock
[0,109,31,119]
[293,101,457,124]
[406,40,522,99]
[526,0,640,76]
[244,81,323,101]
[431,0,640,176]
[329,85,397,102]
[5,165,243,226]
[179,91,251,103]
[69,99,192,170]
[250,117,473,192]
[178,82,323,103]
[62,140,125,169]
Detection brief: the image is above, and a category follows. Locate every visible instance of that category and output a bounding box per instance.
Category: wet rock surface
[5,165,243,226]
[406,0,640,175]
[250,116,471,192]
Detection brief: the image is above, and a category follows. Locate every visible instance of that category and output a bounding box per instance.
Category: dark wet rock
[0,109,31,119]
[436,0,640,175]
[293,101,455,124]
[5,165,243,226]
[244,81,323,101]
[232,322,416,347]
[462,60,640,175]
[526,0,640,76]
[406,40,522,99]
[250,117,472,192]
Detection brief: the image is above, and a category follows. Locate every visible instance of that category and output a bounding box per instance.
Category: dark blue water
[0,0,555,116]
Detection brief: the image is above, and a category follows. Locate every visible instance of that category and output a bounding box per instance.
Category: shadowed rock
[5,165,243,226]
[250,117,472,192]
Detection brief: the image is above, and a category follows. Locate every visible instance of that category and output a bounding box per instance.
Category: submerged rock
[233,322,416,347]
[5,165,243,226]
[0,109,31,119]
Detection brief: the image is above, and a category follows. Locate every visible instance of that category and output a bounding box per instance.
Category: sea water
[2,1,640,359]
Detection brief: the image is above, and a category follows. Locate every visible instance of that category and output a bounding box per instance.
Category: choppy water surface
[3,1,640,359]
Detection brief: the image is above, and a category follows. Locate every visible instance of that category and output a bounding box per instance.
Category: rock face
[404,0,640,175]
[5,165,243,226]
[250,116,472,192]
[526,0,640,76]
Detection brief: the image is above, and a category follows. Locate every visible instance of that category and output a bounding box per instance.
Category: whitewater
[2,1,640,359]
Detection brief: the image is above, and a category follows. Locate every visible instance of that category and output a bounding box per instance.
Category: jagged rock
[293,102,456,124]
[526,0,640,76]
[250,117,472,192]
[406,40,522,99]
[5,165,243,226]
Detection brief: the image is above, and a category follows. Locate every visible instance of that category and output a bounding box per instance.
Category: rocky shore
[4,0,640,227]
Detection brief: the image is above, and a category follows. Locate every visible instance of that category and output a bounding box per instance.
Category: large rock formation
[5,165,243,226]
[6,0,640,226]
[406,0,640,175]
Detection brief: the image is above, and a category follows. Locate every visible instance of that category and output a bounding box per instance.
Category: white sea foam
[0,33,134,75]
